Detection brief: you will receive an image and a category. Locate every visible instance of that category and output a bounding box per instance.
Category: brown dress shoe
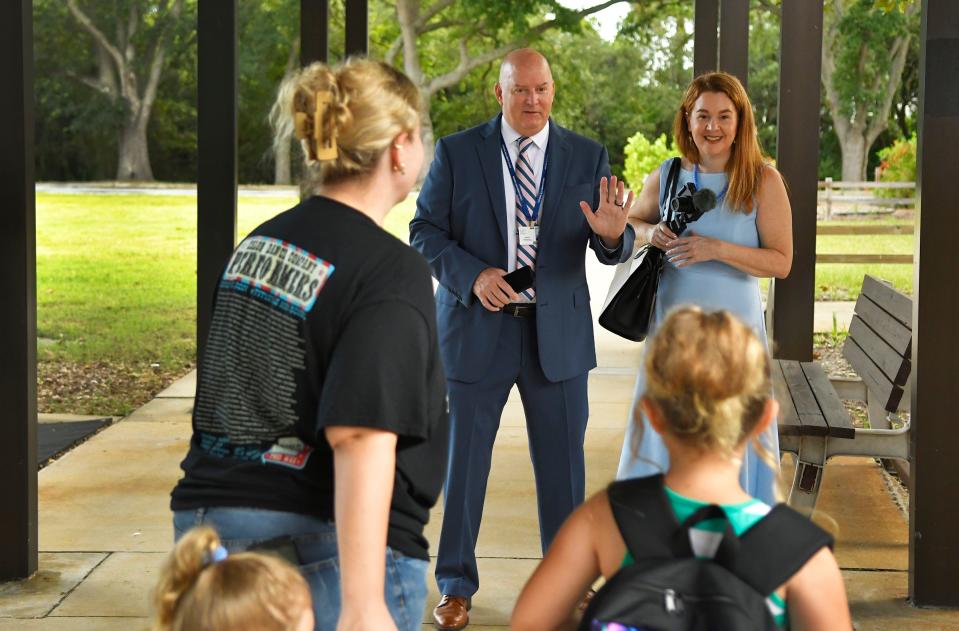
[433,594,470,630]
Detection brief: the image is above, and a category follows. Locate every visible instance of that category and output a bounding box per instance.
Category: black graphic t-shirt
[171,196,449,560]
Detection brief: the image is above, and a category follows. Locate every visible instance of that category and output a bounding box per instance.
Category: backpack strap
[609,475,744,562]
[659,157,682,223]
[607,475,679,560]
[730,504,835,594]
[674,503,741,567]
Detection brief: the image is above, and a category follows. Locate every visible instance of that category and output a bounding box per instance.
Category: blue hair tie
[205,544,228,566]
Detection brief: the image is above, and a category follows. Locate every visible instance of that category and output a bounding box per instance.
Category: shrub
[623,131,675,194]
[876,133,916,199]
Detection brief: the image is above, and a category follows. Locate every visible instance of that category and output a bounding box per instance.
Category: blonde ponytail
[152,526,311,631]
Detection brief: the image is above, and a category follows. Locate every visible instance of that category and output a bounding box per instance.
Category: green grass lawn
[815,220,913,300]
[36,192,911,414]
[36,191,415,414]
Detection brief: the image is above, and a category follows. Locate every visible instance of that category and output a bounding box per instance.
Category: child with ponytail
[152,526,313,631]
[512,307,851,630]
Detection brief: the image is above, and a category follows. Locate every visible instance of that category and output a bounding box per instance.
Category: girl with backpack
[512,307,851,631]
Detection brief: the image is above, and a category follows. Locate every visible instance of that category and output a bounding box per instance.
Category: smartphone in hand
[503,266,535,293]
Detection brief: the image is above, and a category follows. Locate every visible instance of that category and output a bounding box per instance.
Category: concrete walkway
[1,261,953,629]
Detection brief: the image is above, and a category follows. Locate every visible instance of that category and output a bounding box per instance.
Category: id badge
[518,225,538,246]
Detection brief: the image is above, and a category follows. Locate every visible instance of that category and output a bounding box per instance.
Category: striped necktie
[515,136,538,301]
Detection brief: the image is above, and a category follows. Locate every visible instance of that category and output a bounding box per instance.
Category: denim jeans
[173,507,428,631]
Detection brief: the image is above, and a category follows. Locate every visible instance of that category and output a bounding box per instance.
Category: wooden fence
[816,223,913,264]
[819,179,915,219]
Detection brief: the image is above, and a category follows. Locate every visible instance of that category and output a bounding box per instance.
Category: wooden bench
[773,275,912,512]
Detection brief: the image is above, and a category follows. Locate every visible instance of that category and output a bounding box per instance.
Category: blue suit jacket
[410,115,635,384]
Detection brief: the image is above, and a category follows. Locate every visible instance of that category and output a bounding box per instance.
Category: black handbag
[598,157,682,342]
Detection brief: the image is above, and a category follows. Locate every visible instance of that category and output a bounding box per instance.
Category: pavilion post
[694,0,719,76]
[770,0,823,362]
[718,0,749,87]
[0,0,37,581]
[197,0,238,365]
[301,0,329,66]
[909,0,959,607]
[345,0,368,57]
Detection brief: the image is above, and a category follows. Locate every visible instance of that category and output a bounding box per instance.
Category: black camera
[667,183,717,235]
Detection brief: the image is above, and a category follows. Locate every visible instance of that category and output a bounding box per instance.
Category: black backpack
[579,475,833,631]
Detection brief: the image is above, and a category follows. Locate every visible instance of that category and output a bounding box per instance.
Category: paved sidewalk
[1,262,952,629]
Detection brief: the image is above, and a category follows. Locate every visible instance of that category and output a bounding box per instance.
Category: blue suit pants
[435,312,589,598]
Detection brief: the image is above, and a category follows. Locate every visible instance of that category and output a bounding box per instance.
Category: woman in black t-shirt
[170,59,448,631]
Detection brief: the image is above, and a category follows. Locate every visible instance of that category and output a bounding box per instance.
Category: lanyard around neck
[693,163,729,203]
[501,136,548,224]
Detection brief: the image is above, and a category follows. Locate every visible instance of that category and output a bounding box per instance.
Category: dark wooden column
[344,0,368,56]
[197,1,238,364]
[770,0,823,362]
[718,0,749,87]
[694,0,719,76]
[909,0,959,607]
[300,0,329,65]
[0,0,37,581]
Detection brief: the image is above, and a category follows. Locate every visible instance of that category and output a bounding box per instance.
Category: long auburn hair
[673,72,769,214]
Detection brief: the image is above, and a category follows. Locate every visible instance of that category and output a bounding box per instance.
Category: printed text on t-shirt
[223,236,334,317]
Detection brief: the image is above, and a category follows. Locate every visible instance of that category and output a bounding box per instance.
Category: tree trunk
[274,140,292,185]
[116,113,153,181]
[822,1,918,182]
[66,0,182,183]
[274,42,300,185]
[418,98,435,182]
[837,131,868,181]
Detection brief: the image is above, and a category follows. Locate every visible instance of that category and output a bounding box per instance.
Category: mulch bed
[814,340,911,509]
[38,360,194,417]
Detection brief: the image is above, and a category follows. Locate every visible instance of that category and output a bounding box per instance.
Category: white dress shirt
[501,118,549,302]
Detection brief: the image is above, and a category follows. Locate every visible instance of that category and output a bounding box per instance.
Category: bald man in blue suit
[410,48,635,629]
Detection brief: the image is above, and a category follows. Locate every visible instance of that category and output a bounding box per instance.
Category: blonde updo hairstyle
[638,307,774,465]
[270,57,421,194]
[152,526,311,631]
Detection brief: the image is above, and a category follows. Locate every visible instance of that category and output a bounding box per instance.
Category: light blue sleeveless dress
[615,159,780,506]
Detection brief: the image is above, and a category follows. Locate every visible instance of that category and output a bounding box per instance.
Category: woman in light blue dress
[617,72,793,505]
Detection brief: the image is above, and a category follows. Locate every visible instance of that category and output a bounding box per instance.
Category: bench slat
[772,360,802,437]
[781,360,820,415]
[842,337,904,412]
[801,362,856,439]
[799,413,830,437]
[854,293,912,356]
[861,275,912,328]
[848,316,911,386]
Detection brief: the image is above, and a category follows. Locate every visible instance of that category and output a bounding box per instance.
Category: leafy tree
[238,0,303,184]
[616,1,692,145]
[34,0,124,181]
[64,0,187,181]
[148,6,197,182]
[540,27,652,178]
[398,1,690,180]
[384,0,635,168]
[746,3,782,160]
[822,0,920,181]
